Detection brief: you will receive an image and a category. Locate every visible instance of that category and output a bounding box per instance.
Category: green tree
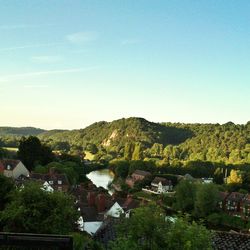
[165,217,212,250]
[194,184,219,217]
[0,147,7,159]
[174,180,196,213]
[110,204,212,250]
[110,204,168,250]
[0,182,79,234]
[0,174,14,210]
[227,169,243,184]
[132,143,142,160]
[86,143,98,154]
[17,136,54,170]
[111,160,129,179]
[124,142,134,160]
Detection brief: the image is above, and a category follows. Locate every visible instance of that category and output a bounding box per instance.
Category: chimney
[96,193,106,212]
[126,194,133,204]
[87,192,96,207]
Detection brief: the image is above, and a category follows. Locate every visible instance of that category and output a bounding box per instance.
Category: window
[58,180,62,185]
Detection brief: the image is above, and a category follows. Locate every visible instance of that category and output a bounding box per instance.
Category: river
[86,169,115,194]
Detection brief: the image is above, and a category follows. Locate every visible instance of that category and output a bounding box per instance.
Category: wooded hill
[0,118,249,164]
[0,127,46,136]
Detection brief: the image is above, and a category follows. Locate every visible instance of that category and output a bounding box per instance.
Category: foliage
[0,182,79,234]
[0,175,14,211]
[72,232,104,250]
[1,118,250,165]
[110,204,212,250]
[17,136,54,170]
[227,169,243,184]
[207,212,247,229]
[194,184,220,217]
[110,160,129,179]
[174,180,197,213]
[165,217,212,250]
[0,147,7,159]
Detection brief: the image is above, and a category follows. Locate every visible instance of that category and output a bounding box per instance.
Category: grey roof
[0,159,20,170]
[213,231,250,250]
[227,192,245,202]
[94,218,119,248]
[132,170,151,177]
[30,173,69,185]
[151,177,172,186]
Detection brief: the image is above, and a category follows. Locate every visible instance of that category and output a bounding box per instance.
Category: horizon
[1,1,250,129]
[0,116,249,131]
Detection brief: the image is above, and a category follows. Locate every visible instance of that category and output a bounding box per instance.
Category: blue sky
[0,0,249,129]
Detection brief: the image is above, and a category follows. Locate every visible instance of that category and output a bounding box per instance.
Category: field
[3,147,18,152]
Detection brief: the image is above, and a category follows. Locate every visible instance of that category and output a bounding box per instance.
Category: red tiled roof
[132,170,151,177]
[151,177,172,186]
[0,159,20,170]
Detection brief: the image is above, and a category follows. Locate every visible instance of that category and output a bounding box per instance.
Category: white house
[105,202,124,218]
[151,177,173,193]
[201,178,213,184]
[0,159,29,179]
[41,181,54,192]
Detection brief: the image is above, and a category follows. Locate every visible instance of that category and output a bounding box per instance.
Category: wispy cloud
[0,67,98,82]
[23,84,49,89]
[31,55,62,64]
[121,39,141,45]
[0,43,62,52]
[66,31,98,44]
[0,24,56,30]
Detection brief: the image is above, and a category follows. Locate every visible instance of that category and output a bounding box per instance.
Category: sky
[0,0,249,129]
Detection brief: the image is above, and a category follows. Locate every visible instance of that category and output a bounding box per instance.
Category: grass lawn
[84,151,95,161]
[3,147,18,152]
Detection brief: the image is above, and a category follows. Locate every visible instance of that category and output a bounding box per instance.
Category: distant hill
[38,117,193,148]
[0,127,47,136]
[0,118,249,163]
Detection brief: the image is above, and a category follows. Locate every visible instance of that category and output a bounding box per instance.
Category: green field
[3,147,18,152]
[84,151,95,161]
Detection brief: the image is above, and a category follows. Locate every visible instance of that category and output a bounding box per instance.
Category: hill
[0,127,46,136]
[0,118,249,164]
[38,117,192,149]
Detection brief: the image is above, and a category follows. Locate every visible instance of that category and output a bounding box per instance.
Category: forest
[0,118,249,165]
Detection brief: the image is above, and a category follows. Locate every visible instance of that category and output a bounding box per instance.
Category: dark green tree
[0,182,79,234]
[110,204,212,250]
[0,174,14,210]
[194,184,220,217]
[174,180,197,213]
[17,136,54,170]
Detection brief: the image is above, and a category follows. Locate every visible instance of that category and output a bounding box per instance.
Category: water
[86,169,115,194]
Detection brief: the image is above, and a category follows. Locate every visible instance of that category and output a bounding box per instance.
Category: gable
[106,202,124,218]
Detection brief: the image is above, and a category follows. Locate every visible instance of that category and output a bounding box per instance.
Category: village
[1,157,250,249]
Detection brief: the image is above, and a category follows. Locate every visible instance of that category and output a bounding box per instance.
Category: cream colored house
[0,159,29,179]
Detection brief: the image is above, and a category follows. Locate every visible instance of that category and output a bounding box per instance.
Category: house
[240,194,250,218]
[177,173,195,183]
[105,195,140,218]
[30,170,70,192]
[41,181,54,192]
[126,170,152,187]
[218,192,229,210]
[201,178,213,184]
[225,192,245,213]
[105,202,124,218]
[151,177,173,193]
[0,159,29,179]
